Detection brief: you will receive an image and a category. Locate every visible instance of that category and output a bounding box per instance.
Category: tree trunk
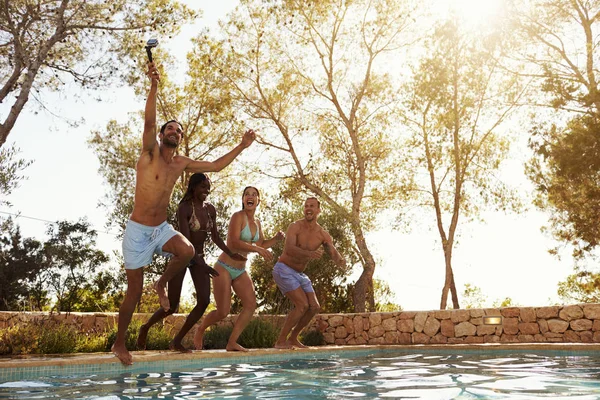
[352,227,376,312]
[439,242,460,309]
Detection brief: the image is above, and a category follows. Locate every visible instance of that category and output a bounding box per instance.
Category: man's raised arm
[142,63,160,153]
[184,129,256,173]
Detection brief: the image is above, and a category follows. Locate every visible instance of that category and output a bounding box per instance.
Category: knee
[309,303,320,314]
[181,243,195,262]
[295,302,309,314]
[196,295,210,311]
[166,302,179,315]
[214,306,230,320]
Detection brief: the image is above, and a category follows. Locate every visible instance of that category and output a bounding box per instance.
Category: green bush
[202,324,232,350]
[76,333,109,353]
[301,330,325,346]
[239,319,278,348]
[203,319,279,349]
[37,323,78,354]
[0,325,39,355]
[105,319,171,351]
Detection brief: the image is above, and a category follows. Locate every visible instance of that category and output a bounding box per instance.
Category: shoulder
[230,210,245,223]
[287,220,302,232]
[206,202,217,215]
[319,226,331,240]
[178,200,192,214]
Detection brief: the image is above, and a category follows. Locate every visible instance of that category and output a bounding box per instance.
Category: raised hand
[256,246,273,261]
[274,231,285,242]
[146,63,160,83]
[241,129,256,148]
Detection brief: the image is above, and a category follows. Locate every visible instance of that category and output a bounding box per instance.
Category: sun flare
[436,0,506,27]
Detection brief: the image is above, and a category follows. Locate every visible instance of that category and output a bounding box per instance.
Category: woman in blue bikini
[194,186,284,351]
[137,173,245,352]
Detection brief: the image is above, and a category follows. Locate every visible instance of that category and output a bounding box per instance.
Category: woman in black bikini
[137,173,245,352]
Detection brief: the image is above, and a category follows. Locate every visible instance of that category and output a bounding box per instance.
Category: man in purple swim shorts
[272,197,346,349]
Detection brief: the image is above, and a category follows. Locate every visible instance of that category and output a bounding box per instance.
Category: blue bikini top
[240,216,260,243]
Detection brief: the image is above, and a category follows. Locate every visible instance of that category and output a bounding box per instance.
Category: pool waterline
[1,343,599,383]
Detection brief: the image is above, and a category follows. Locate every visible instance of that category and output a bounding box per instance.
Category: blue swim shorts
[272,261,314,295]
[122,220,178,270]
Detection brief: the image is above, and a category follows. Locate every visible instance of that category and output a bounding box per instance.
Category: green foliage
[462,283,487,309]
[374,279,402,312]
[37,324,78,354]
[0,145,32,206]
[492,297,517,308]
[528,116,600,259]
[0,324,39,355]
[75,333,109,353]
[300,330,325,346]
[0,218,48,311]
[202,324,232,350]
[0,320,78,355]
[558,270,600,304]
[43,220,110,312]
[239,319,279,349]
[203,319,279,349]
[105,319,171,351]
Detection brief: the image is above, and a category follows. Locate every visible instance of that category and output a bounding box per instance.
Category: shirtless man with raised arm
[111,62,255,365]
[272,197,346,349]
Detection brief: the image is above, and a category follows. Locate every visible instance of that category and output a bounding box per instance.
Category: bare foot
[274,342,295,349]
[111,343,133,366]
[153,280,170,312]
[193,329,204,350]
[136,325,148,350]
[226,342,249,352]
[290,339,309,348]
[169,340,191,353]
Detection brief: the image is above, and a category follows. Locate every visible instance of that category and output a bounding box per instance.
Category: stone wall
[1,303,599,345]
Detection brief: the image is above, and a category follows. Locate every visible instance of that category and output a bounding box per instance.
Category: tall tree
[515,0,600,260]
[211,0,417,312]
[0,0,197,147]
[403,19,525,309]
[42,219,109,312]
[0,217,47,311]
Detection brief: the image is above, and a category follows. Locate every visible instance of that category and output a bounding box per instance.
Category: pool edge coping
[1,342,599,369]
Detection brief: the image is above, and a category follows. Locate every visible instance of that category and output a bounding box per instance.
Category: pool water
[1,351,600,399]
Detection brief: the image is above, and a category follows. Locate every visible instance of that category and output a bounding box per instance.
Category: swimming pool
[1,345,599,399]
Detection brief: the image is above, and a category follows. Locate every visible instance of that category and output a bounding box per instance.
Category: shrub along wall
[1,303,599,346]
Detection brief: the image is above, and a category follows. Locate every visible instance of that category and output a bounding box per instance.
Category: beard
[162,136,179,148]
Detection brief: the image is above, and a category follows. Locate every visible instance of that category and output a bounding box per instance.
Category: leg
[155,233,194,311]
[274,287,309,349]
[137,266,186,350]
[227,273,257,352]
[193,263,232,350]
[112,268,144,365]
[288,291,320,348]
[171,261,211,351]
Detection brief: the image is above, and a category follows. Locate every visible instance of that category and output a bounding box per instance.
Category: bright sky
[1,1,577,311]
